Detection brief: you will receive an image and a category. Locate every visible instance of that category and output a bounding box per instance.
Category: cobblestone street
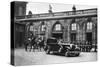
[14,48,97,66]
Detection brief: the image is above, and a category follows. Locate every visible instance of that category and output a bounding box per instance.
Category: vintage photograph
[11,1,97,66]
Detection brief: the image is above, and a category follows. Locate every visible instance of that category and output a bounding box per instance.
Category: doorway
[71,33,76,42]
[52,33,63,39]
[86,32,92,44]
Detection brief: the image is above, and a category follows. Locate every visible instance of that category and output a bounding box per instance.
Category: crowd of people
[57,38,97,52]
[24,34,97,52]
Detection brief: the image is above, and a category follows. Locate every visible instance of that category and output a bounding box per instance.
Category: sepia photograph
[11,1,97,66]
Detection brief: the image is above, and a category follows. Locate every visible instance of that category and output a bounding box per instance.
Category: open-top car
[44,37,80,57]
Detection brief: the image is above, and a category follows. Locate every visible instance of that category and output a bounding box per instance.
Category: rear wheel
[65,52,69,57]
[46,49,50,54]
[76,53,80,56]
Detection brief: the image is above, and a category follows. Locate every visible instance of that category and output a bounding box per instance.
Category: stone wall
[22,16,97,45]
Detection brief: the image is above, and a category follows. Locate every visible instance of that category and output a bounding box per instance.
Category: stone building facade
[15,4,97,49]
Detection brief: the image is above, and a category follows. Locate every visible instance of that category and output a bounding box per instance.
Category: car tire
[46,49,50,54]
[65,52,69,57]
[76,53,80,56]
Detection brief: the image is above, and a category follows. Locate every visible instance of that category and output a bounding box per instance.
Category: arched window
[41,22,46,31]
[71,23,77,30]
[41,25,46,31]
[52,21,63,32]
[52,21,63,39]
[54,24,61,31]
[87,22,92,30]
[29,23,34,31]
[30,25,34,31]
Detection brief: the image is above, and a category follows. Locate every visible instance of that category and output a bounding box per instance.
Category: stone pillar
[82,23,86,42]
[92,23,96,44]
[46,20,54,38]
[46,22,51,38]
[63,19,70,42]
[92,30,95,44]
[76,24,80,42]
[67,23,70,43]
[63,26,67,41]
[80,25,83,42]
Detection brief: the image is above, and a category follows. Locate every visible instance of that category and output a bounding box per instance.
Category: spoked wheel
[27,45,31,51]
[46,46,51,54]
[46,49,50,54]
[65,52,69,57]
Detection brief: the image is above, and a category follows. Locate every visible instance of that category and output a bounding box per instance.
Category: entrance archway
[86,32,92,45]
[71,33,76,42]
[52,21,63,39]
[52,33,63,39]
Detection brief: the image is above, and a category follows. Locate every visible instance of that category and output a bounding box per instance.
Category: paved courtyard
[14,48,97,66]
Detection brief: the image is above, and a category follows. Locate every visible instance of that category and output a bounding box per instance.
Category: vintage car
[44,37,80,57]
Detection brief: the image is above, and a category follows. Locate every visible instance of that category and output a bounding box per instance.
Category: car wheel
[65,52,69,57]
[76,53,80,56]
[46,49,50,54]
